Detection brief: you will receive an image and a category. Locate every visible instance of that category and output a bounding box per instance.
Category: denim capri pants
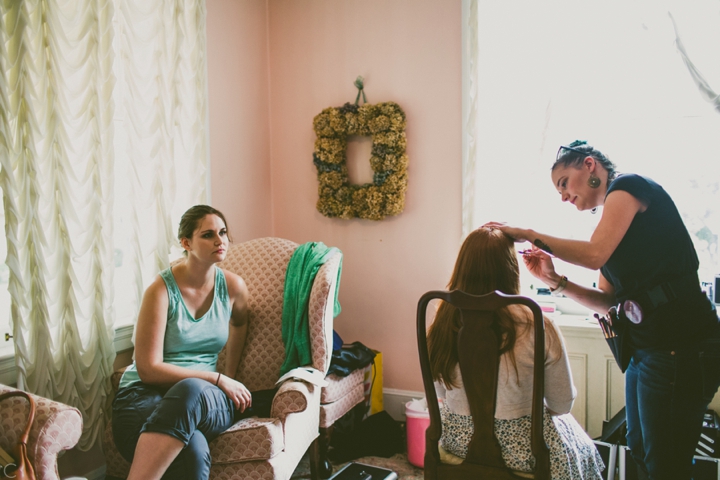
[112,377,236,480]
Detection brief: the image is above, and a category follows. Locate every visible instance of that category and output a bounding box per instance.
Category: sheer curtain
[0,0,209,449]
[113,0,209,328]
[463,0,720,293]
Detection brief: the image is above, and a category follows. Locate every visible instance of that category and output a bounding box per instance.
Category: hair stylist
[484,140,720,480]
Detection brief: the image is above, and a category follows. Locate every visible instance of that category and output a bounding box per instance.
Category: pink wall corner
[267,0,463,391]
[207,0,274,242]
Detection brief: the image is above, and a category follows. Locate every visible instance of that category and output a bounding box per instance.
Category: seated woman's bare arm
[221,271,252,411]
[134,273,252,411]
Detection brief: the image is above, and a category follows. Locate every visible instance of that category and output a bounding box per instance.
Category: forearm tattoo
[533,238,553,254]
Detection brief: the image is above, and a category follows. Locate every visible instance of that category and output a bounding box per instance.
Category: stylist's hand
[217,374,252,412]
[522,248,560,286]
[481,222,531,243]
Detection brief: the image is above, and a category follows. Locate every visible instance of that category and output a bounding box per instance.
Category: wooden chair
[416,290,550,480]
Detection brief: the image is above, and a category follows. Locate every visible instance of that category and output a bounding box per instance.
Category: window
[0,203,11,357]
[0,2,208,350]
[0,0,209,449]
[467,0,720,298]
[110,1,209,328]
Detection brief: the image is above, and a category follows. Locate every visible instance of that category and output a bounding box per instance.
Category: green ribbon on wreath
[354,76,367,105]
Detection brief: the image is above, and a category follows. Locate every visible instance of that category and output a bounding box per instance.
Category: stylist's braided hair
[553,140,618,182]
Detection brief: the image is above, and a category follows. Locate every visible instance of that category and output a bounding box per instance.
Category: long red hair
[427,227,556,389]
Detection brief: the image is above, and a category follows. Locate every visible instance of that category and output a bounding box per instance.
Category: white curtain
[0,0,209,449]
[0,0,117,450]
[463,0,720,291]
[113,0,209,327]
[462,0,478,240]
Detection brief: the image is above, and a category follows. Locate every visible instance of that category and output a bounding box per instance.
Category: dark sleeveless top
[600,174,718,350]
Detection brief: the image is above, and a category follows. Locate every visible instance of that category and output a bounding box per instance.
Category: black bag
[327,341,376,377]
[329,410,404,463]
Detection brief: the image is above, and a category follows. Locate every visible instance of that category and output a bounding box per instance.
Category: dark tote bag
[327,341,376,377]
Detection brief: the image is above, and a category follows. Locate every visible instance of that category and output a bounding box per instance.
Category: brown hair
[427,227,559,389]
[178,205,232,255]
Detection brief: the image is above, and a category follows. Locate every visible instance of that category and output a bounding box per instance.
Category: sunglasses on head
[556,145,592,161]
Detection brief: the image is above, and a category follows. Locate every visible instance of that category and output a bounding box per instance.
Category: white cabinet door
[558,318,626,439]
[559,315,720,437]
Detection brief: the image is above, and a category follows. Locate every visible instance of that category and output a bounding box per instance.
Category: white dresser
[547,304,720,439]
[551,312,626,439]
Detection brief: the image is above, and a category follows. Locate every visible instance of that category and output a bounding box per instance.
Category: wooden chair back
[417,290,550,480]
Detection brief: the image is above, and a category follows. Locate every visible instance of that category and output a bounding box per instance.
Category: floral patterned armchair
[103,237,342,479]
[0,384,83,480]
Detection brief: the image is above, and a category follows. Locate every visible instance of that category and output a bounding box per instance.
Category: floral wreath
[312,82,408,220]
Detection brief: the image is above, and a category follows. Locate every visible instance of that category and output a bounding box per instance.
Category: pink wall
[207,0,462,392]
[267,0,462,391]
[207,0,274,242]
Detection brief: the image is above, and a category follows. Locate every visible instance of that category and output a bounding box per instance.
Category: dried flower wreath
[312,100,408,220]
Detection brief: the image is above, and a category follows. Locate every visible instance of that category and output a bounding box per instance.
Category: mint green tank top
[119,266,232,389]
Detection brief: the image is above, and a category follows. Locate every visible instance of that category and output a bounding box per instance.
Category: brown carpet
[291,452,423,480]
[106,453,423,480]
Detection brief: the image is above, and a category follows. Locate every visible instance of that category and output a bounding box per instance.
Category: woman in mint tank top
[111,205,251,480]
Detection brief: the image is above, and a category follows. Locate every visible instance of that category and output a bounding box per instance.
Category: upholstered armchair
[0,384,83,480]
[103,237,342,480]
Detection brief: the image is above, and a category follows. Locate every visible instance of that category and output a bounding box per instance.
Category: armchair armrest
[271,380,313,420]
[0,384,82,480]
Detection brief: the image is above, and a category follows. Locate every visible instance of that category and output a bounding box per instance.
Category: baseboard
[383,388,425,422]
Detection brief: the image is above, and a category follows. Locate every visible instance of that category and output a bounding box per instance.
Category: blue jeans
[112,378,235,480]
[625,339,720,480]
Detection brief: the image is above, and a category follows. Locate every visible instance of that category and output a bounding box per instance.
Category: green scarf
[280,242,342,375]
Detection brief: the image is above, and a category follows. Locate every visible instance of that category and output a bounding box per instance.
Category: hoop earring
[588,174,601,189]
[591,207,598,214]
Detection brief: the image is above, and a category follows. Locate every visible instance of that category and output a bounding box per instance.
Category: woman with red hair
[427,227,603,479]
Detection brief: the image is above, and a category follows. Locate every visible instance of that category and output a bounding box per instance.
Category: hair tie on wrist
[216,373,222,386]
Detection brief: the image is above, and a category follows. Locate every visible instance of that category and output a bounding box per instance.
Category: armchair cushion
[0,384,82,480]
[210,417,284,464]
[320,383,365,428]
[322,369,364,404]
